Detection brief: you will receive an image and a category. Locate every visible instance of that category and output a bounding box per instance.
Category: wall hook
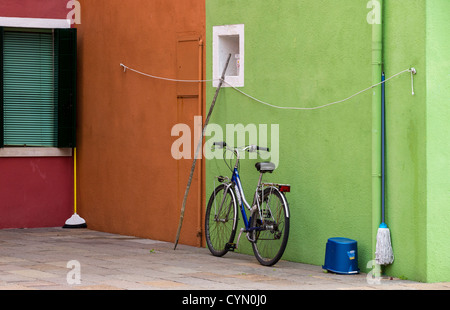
[410,67,417,95]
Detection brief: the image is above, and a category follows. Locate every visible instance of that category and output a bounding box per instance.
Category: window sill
[0,147,72,158]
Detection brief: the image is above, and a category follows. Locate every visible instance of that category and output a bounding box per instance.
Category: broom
[375,72,394,265]
[63,148,87,228]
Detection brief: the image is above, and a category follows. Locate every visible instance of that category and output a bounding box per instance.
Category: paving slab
[0,227,448,293]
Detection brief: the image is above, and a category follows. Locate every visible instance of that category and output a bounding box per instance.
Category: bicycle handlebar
[256,146,270,152]
[212,142,269,153]
[212,142,270,170]
[212,141,227,148]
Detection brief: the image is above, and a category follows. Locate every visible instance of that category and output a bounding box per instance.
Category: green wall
[424,0,450,283]
[383,0,450,283]
[383,0,427,282]
[205,0,449,282]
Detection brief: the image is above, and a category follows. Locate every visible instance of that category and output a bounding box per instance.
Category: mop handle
[381,72,386,224]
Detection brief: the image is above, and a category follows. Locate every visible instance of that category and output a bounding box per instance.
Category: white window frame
[0,17,72,157]
[212,24,244,88]
[0,17,71,29]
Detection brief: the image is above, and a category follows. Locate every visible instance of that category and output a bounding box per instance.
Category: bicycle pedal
[225,243,236,251]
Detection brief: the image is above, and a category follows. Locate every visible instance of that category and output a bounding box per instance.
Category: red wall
[0,0,70,19]
[0,0,73,229]
[0,157,73,228]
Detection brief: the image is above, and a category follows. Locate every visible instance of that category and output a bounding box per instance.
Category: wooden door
[176,34,204,246]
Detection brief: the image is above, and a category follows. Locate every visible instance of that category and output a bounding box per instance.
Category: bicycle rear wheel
[205,183,238,257]
[251,187,290,266]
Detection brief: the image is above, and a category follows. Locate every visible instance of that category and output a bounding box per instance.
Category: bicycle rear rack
[261,182,291,193]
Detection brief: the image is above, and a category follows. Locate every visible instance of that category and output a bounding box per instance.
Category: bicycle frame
[231,167,257,229]
[214,142,290,236]
[208,142,291,265]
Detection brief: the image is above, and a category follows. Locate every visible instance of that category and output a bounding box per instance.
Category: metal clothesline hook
[410,67,417,95]
[120,63,127,72]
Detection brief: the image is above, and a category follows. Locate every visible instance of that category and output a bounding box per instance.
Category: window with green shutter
[0,27,76,148]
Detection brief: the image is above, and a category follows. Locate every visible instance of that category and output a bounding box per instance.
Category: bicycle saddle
[255,162,276,173]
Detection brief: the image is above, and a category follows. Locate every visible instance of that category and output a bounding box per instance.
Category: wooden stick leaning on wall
[174,54,232,250]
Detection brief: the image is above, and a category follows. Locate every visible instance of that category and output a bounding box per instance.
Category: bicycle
[205,141,291,266]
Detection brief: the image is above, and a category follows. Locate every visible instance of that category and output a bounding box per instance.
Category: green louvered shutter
[55,28,77,148]
[3,29,56,147]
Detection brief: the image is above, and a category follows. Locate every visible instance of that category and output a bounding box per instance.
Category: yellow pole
[74,147,77,214]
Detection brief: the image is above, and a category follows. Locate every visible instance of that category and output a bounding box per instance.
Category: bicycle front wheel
[251,187,290,266]
[205,183,238,257]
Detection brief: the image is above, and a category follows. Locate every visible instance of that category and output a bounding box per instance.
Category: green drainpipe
[371,0,383,260]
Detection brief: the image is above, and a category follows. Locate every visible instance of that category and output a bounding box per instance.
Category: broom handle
[174,54,232,250]
[74,147,77,214]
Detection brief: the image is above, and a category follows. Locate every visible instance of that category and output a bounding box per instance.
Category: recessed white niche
[212,24,244,87]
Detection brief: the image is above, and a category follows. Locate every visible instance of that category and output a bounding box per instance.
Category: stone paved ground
[0,227,448,291]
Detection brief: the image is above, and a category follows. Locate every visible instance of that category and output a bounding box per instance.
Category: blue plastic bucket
[322,237,359,274]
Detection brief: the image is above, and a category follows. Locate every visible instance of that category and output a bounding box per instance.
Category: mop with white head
[375,223,394,265]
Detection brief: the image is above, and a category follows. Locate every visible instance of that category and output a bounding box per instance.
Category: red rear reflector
[279,185,290,192]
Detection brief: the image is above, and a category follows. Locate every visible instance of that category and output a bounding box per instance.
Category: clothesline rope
[222,68,414,110]
[120,63,416,110]
[120,63,215,82]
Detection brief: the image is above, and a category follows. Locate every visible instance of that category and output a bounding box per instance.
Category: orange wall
[76,0,206,246]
